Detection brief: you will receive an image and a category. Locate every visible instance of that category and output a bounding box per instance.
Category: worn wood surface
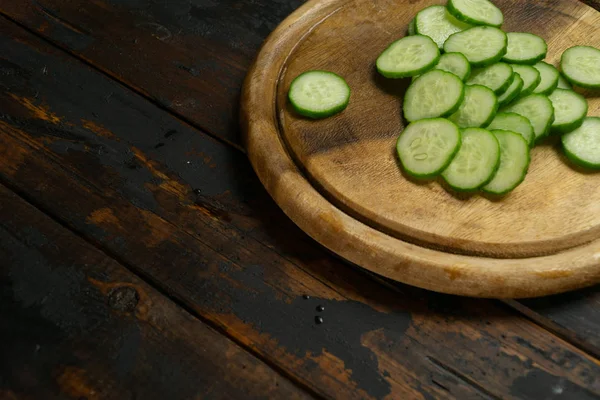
[0,0,304,147]
[243,0,600,297]
[0,184,312,400]
[0,0,600,398]
[2,15,600,400]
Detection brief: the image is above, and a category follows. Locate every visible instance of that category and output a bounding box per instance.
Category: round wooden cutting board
[241,0,600,298]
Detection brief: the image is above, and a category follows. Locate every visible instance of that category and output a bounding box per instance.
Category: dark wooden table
[1,1,600,399]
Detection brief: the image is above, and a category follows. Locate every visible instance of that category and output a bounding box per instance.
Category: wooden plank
[0,0,305,147]
[0,0,598,148]
[506,288,600,358]
[2,19,600,400]
[0,184,313,400]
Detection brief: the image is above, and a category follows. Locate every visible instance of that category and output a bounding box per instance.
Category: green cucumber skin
[503,53,546,65]
[482,99,500,128]
[447,0,503,27]
[562,117,600,169]
[563,147,600,169]
[502,33,547,65]
[498,74,523,107]
[560,46,600,89]
[442,130,501,192]
[533,62,559,95]
[550,89,588,134]
[376,35,441,79]
[503,94,555,143]
[288,71,350,119]
[488,112,535,147]
[441,83,466,118]
[439,52,472,81]
[482,130,531,195]
[408,18,416,35]
[404,71,466,122]
[494,70,515,95]
[468,63,514,94]
[397,119,462,179]
[517,69,541,97]
[444,28,507,68]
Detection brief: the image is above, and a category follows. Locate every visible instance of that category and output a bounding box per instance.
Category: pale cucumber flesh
[442,128,501,191]
[397,118,462,178]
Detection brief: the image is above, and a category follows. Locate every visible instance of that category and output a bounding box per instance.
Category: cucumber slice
[557,73,572,89]
[442,128,501,191]
[447,0,504,27]
[435,52,472,81]
[444,26,507,67]
[562,117,600,169]
[396,118,462,178]
[502,32,547,65]
[449,85,498,128]
[487,112,535,146]
[404,70,465,122]
[510,64,541,97]
[548,89,588,134]
[533,62,559,95]
[467,63,514,94]
[483,130,530,195]
[502,94,555,142]
[411,52,471,82]
[377,35,440,78]
[497,73,523,107]
[288,70,351,119]
[560,46,600,89]
[408,18,416,35]
[415,5,472,49]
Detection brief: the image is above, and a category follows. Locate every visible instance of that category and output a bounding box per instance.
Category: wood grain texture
[0,0,304,147]
[0,185,312,400]
[2,18,600,400]
[242,0,600,298]
[0,0,595,364]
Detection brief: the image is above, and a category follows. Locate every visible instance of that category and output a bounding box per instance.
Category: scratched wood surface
[0,184,312,400]
[1,0,600,398]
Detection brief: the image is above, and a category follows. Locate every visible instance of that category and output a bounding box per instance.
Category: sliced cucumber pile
[396,118,461,178]
[289,0,600,198]
[377,35,440,78]
[288,71,351,119]
[442,128,500,191]
[483,130,530,195]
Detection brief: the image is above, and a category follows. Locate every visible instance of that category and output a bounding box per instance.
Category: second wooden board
[242,0,600,298]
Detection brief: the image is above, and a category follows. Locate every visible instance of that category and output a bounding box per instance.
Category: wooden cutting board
[241,0,600,298]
